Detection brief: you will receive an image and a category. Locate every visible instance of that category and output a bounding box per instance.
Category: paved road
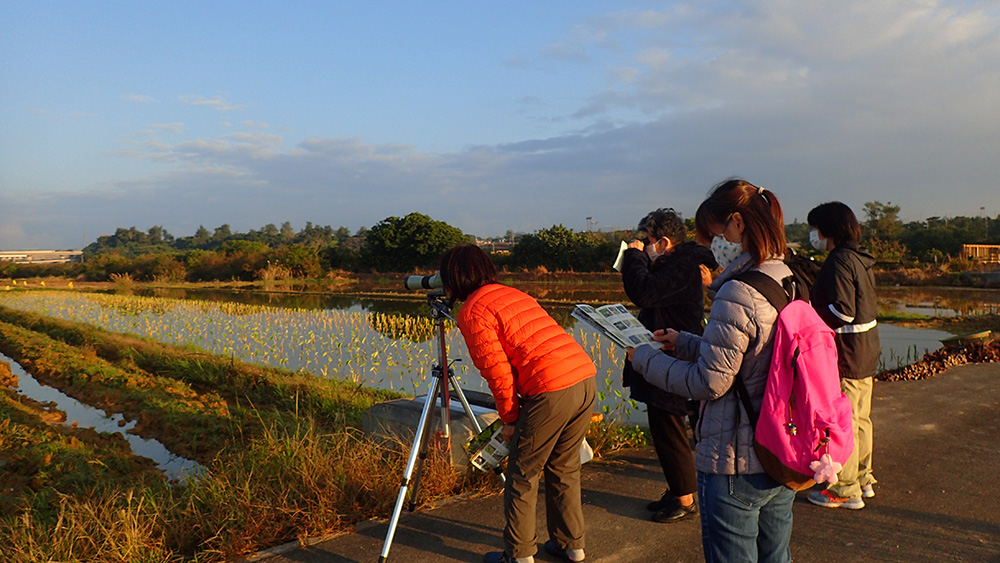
[259,363,1000,563]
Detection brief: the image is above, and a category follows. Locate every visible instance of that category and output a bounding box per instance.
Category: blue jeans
[697,472,794,563]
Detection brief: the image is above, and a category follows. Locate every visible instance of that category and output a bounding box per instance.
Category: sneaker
[861,484,875,498]
[544,540,584,562]
[483,552,513,563]
[652,499,698,523]
[807,489,865,510]
[646,491,674,512]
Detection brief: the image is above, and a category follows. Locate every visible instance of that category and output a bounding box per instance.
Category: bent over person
[440,244,596,563]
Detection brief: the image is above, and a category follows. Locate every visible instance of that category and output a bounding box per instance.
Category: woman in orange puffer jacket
[439,244,596,563]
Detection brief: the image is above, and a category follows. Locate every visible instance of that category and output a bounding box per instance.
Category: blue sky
[3,1,999,250]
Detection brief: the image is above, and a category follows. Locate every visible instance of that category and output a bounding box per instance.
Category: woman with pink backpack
[627,178,795,563]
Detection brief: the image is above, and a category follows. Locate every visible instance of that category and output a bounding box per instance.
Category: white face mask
[645,239,661,260]
[809,229,828,252]
[711,235,743,270]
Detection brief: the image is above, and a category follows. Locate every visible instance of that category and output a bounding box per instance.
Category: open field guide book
[571,303,656,349]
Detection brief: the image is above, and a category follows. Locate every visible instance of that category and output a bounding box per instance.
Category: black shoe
[652,499,698,523]
[544,540,584,562]
[483,551,513,563]
[646,490,674,512]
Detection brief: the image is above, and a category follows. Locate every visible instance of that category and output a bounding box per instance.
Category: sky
[2,1,999,250]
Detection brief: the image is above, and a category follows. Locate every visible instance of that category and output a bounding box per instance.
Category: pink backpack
[733,271,855,491]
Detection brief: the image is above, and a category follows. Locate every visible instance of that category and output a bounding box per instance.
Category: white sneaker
[861,484,875,498]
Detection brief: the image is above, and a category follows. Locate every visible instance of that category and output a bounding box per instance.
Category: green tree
[362,213,468,272]
[269,245,322,278]
[192,225,211,246]
[508,225,618,271]
[863,201,902,240]
[212,224,233,243]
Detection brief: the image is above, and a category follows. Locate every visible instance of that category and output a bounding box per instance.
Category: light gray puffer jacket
[631,253,791,475]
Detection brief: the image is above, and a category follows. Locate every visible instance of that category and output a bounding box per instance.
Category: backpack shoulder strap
[732,270,790,312]
[729,270,790,427]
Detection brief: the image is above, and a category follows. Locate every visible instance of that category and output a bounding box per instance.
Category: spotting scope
[403,271,443,291]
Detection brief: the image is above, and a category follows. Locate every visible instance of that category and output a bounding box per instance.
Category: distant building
[0,250,83,263]
[477,240,515,255]
[962,244,1000,263]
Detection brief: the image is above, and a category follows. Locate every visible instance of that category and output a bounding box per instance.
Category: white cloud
[178,95,248,112]
[152,123,185,134]
[124,94,157,103]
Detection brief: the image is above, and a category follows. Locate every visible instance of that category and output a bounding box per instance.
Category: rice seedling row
[0,292,642,424]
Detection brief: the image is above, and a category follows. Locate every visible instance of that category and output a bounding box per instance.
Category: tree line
[3,203,997,282]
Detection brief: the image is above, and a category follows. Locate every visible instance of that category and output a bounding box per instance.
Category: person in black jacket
[621,208,717,523]
[805,202,881,510]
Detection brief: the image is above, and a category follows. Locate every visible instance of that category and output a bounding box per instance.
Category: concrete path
[260,363,1000,563]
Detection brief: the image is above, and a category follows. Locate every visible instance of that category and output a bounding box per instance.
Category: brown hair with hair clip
[694,178,786,267]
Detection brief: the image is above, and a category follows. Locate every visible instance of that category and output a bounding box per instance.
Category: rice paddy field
[0,291,636,415]
[0,289,642,562]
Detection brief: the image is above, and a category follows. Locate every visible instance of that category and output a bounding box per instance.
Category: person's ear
[731,212,745,235]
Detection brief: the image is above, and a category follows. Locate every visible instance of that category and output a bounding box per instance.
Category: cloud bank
[3,1,999,249]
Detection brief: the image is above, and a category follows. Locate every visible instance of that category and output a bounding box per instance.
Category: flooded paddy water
[1,351,204,481]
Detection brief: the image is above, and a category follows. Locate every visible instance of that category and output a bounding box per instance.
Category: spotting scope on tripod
[378,283,502,562]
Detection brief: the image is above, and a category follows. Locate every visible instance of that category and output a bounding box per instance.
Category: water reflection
[878,286,1000,317]
[3,352,205,481]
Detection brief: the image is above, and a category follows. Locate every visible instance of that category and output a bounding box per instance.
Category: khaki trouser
[504,377,596,559]
[829,377,876,499]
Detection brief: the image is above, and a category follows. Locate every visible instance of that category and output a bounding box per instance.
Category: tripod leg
[449,374,484,434]
[450,375,506,484]
[406,373,445,511]
[378,374,441,563]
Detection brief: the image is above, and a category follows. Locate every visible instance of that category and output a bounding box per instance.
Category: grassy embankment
[0,306,481,562]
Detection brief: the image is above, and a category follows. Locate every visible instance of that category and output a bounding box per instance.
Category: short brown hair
[694,178,786,266]
[438,244,498,301]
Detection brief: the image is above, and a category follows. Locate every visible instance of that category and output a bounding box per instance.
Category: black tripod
[379,292,495,562]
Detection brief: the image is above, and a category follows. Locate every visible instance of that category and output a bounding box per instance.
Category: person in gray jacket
[627,178,795,563]
[805,202,881,510]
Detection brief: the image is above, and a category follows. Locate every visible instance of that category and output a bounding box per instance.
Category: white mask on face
[809,229,828,252]
[711,235,743,270]
[645,239,660,260]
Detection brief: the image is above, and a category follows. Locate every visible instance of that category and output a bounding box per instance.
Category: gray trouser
[503,377,596,559]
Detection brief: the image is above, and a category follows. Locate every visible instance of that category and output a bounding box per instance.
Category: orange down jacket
[456,284,596,423]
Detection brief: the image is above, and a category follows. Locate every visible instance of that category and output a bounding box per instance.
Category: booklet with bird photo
[571,303,655,349]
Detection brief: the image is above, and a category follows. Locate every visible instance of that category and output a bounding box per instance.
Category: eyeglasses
[714,214,735,238]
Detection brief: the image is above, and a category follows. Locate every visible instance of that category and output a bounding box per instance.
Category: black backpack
[783,249,821,302]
